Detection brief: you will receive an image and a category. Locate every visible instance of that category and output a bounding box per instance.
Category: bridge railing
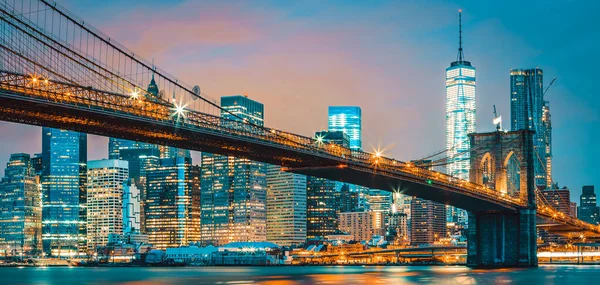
[0,70,524,209]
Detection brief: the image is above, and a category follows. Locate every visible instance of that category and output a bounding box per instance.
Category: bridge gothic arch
[467,130,537,268]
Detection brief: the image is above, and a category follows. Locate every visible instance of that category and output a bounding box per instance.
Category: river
[1,265,598,284]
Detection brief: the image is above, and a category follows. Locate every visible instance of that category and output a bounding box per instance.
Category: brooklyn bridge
[0,0,597,268]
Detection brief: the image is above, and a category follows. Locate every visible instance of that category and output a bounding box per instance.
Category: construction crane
[544,77,557,96]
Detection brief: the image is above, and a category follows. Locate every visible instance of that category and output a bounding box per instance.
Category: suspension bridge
[0,0,598,268]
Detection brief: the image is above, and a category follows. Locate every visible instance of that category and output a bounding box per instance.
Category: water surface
[1,265,597,284]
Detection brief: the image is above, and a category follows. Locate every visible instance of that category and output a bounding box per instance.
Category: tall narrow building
[510,68,549,188]
[145,157,201,249]
[411,198,446,245]
[86,159,128,249]
[0,153,42,256]
[201,95,267,245]
[445,11,474,229]
[266,165,307,246]
[41,128,87,257]
[578,186,599,225]
[307,131,349,240]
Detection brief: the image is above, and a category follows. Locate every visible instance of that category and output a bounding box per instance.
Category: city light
[129,89,140,99]
[171,100,188,121]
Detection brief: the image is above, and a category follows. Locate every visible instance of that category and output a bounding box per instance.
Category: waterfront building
[445,12,474,232]
[145,157,201,249]
[201,95,267,245]
[328,106,362,151]
[266,165,307,247]
[411,198,446,245]
[307,131,349,240]
[86,159,128,249]
[386,212,409,244]
[41,127,87,256]
[510,68,551,188]
[0,153,42,256]
[338,211,385,242]
[123,179,141,235]
[578,186,599,224]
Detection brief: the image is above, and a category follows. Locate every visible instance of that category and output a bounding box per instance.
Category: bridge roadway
[1,71,600,238]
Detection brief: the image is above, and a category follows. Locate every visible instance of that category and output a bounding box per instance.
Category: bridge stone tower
[467,130,537,268]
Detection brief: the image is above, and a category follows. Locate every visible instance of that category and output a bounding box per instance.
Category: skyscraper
[510,68,550,188]
[328,106,362,151]
[41,128,87,256]
[201,95,267,245]
[118,147,160,233]
[145,157,200,249]
[445,12,474,231]
[0,153,41,256]
[307,130,348,240]
[578,186,599,224]
[446,11,476,181]
[266,165,307,247]
[122,179,141,235]
[411,198,446,245]
[86,159,128,249]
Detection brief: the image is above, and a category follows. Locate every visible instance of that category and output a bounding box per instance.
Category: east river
[1,265,598,284]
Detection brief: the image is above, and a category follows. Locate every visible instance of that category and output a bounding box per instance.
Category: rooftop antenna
[457,9,464,62]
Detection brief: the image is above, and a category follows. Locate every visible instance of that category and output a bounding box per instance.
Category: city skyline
[0,0,598,201]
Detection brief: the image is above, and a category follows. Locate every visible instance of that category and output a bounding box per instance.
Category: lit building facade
[86,159,128,248]
[123,179,141,234]
[0,153,42,256]
[41,128,87,256]
[578,186,599,224]
[307,131,349,240]
[145,157,201,249]
[411,198,446,245]
[367,189,393,212]
[338,211,385,242]
[510,68,551,188]
[118,148,160,233]
[386,212,409,244]
[445,13,474,231]
[337,184,359,213]
[266,165,307,247]
[201,95,267,245]
[328,106,362,151]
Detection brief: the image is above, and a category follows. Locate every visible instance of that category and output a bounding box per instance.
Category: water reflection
[0,265,599,285]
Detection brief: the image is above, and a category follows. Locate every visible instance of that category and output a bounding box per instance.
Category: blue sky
[1,0,598,201]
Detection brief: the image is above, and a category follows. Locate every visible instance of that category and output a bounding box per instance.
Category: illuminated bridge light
[129,88,140,99]
[171,100,188,120]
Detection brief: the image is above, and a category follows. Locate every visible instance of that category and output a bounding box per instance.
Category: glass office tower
[201,95,267,245]
[328,106,362,151]
[510,68,550,188]
[41,128,87,256]
[145,157,201,249]
[0,153,42,256]
[445,12,474,229]
[266,165,307,246]
[86,159,129,249]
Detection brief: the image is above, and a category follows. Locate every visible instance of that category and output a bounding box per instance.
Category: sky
[1,0,598,202]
